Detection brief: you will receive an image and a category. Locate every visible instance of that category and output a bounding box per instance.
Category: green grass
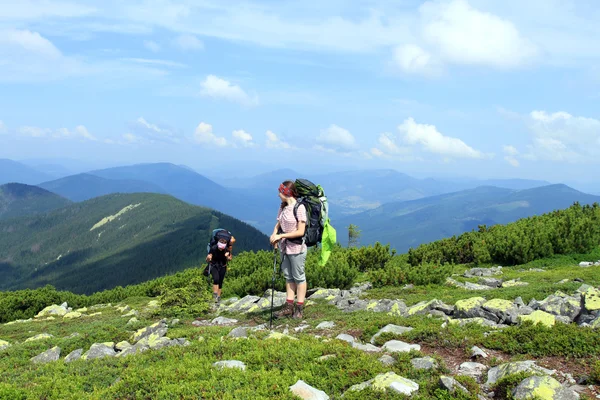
[1,250,600,399]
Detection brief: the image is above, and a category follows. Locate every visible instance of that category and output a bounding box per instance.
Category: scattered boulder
[289,380,330,400]
[458,362,488,382]
[512,375,580,400]
[406,299,444,316]
[370,324,413,344]
[82,343,117,360]
[0,340,10,351]
[25,333,54,342]
[115,341,132,351]
[579,262,593,267]
[347,372,419,396]
[131,320,167,343]
[63,311,82,319]
[465,282,496,291]
[411,356,437,370]
[439,376,470,395]
[471,346,488,359]
[213,360,246,371]
[31,346,61,364]
[64,348,83,363]
[464,267,503,277]
[502,279,529,288]
[519,310,556,328]
[35,304,68,318]
[486,361,555,386]
[378,354,396,366]
[382,340,420,353]
[227,327,249,339]
[582,287,600,312]
[479,278,503,288]
[315,321,335,330]
[335,334,355,344]
[211,317,238,326]
[537,293,582,321]
[483,299,519,324]
[352,342,381,353]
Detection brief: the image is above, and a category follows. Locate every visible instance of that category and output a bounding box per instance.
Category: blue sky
[0,0,599,184]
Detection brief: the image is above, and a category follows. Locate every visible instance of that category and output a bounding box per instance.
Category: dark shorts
[205,264,227,288]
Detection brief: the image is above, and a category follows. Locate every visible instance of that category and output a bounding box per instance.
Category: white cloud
[316,124,357,153]
[122,133,141,144]
[504,156,519,167]
[173,34,204,51]
[193,122,227,147]
[0,120,6,134]
[143,40,161,52]
[132,117,180,143]
[419,0,538,68]
[392,44,441,76]
[503,145,519,156]
[122,58,186,68]
[398,117,484,159]
[232,129,254,147]
[200,75,259,107]
[522,110,600,161]
[370,147,386,158]
[265,130,292,149]
[18,126,50,138]
[17,124,97,141]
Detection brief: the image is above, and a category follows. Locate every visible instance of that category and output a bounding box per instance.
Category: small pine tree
[348,224,361,248]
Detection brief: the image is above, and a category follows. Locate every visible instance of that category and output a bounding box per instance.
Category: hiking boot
[216,296,221,307]
[275,301,294,318]
[292,304,304,320]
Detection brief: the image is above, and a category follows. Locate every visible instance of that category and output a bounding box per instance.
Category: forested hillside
[0,193,269,294]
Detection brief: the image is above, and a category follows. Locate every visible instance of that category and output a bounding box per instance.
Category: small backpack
[291,179,329,247]
[207,228,234,253]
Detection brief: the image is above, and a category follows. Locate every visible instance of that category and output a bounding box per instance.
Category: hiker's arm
[270,221,281,245]
[274,221,306,240]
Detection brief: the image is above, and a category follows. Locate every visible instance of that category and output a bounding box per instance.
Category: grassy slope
[1,249,599,399]
[0,192,269,294]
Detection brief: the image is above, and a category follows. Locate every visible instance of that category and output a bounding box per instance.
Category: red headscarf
[278,183,293,197]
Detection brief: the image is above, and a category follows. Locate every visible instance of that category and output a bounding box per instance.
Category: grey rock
[228,327,249,339]
[538,294,582,322]
[31,346,61,364]
[471,346,488,359]
[479,278,503,288]
[382,340,420,353]
[294,324,310,333]
[486,361,555,385]
[352,342,381,353]
[170,319,180,326]
[517,306,535,316]
[211,316,238,325]
[64,348,83,363]
[213,360,246,370]
[116,343,150,358]
[433,303,455,315]
[289,380,330,400]
[411,356,437,370]
[315,321,335,329]
[440,376,470,395]
[464,267,503,278]
[308,288,341,300]
[131,320,167,343]
[115,341,131,351]
[378,354,396,366]
[514,297,526,307]
[172,338,191,347]
[458,362,488,382]
[224,295,262,313]
[335,334,355,344]
[512,375,579,400]
[82,343,117,360]
[465,282,495,291]
[370,324,414,344]
[579,262,593,267]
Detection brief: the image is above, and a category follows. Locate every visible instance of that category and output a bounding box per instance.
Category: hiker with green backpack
[270,179,337,320]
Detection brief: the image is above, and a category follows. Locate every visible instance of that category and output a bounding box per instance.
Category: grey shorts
[281,250,307,283]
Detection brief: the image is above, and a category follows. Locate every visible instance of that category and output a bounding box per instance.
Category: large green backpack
[291,179,329,247]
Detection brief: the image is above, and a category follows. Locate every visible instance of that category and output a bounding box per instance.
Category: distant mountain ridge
[0,159,53,186]
[335,183,600,252]
[0,183,72,221]
[39,173,167,202]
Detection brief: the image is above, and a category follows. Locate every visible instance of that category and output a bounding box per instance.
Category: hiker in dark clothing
[206,237,233,305]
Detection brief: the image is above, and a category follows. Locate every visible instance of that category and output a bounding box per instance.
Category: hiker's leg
[290,250,307,308]
[281,255,296,301]
[217,267,226,297]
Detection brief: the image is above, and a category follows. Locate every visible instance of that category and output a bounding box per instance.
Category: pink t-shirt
[277,203,307,254]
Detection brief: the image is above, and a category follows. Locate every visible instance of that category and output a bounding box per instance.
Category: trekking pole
[269,247,278,330]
